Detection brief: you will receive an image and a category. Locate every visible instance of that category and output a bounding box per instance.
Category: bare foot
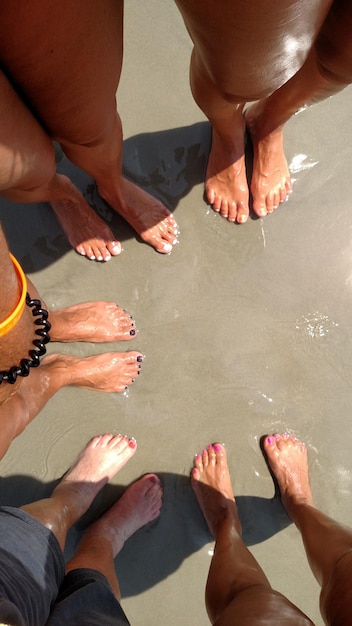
[205,116,249,224]
[50,176,121,261]
[84,473,163,557]
[69,351,144,393]
[99,177,179,254]
[52,434,137,523]
[245,103,292,216]
[37,351,143,394]
[263,433,313,517]
[49,302,137,343]
[191,443,241,536]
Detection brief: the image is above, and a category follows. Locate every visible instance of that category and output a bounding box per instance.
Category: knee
[0,140,56,193]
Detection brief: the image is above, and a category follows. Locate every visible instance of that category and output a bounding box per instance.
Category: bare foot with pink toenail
[191,443,241,537]
[263,433,313,518]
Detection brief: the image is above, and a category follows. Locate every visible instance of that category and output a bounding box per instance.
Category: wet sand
[1,2,352,624]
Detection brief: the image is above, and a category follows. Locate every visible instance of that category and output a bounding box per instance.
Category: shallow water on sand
[1,3,352,625]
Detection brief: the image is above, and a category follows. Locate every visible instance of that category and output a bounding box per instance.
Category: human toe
[211,192,222,213]
[92,240,113,262]
[107,240,122,256]
[219,199,229,219]
[236,202,249,223]
[76,242,96,260]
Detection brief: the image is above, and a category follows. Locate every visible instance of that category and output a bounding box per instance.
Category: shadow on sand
[0,470,291,599]
[0,122,210,274]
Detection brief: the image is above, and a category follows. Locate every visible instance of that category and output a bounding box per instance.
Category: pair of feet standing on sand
[50,430,303,571]
[58,105,287,262]
[192,433,310,540]
[48,433,162,570]
[51,431,304,577]
[206,104,292,225]
[51,175,179,262]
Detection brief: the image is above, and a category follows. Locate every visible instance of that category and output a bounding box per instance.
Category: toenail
[283,432,289,438]
[130,329,136,336]
[202,449,207,454]
[137,356,143,362]
[137,370,140,375]
[129,438,137,449]
[132,378,135,383]
[258,209,267,216]
[214,444,221,451]
[266,436,274,444]
[238,215,247,223]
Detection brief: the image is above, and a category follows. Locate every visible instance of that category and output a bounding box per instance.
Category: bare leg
[0,69,120,262]
[191,444,313,625]
[175,0,332,223]
[263,433,352,626]
[21,434,137,549]
[66,473,162,599]
[0,1,178,255]
[0,228,143,459]
[245,0,352,216]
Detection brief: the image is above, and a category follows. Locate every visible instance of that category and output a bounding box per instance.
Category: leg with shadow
[245,0,352,218]
[263,433,352,626]
[0,1,178,256]
[0,67,120,262]
[191,443,314,625]
[174,0,332,223]
[0,226,144,461]
[0,434,162,625]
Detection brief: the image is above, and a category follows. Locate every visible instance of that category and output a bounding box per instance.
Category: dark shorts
[0,507,130,626]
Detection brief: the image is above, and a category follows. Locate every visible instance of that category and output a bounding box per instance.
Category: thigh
[0,0,123,144]
[0,507,64,626]
[175,0,333,99]
[0,69,55,190]
[47,569,130,626]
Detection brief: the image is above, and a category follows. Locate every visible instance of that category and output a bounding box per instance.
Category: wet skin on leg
[175,0,333,222]
[244,0,352,217]
[0,0,178,256]
[264,433,352,626]
[191,443,313,625]
[0,68,120,262]
[0,227,143,461]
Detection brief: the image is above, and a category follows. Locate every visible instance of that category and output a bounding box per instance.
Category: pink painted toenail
[214,444,221,451]
[266,437,274,444]
[202,449,207,455]
[128,438,137,449]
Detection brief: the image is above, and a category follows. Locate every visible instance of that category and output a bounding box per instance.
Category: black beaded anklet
[0,294,51,385]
